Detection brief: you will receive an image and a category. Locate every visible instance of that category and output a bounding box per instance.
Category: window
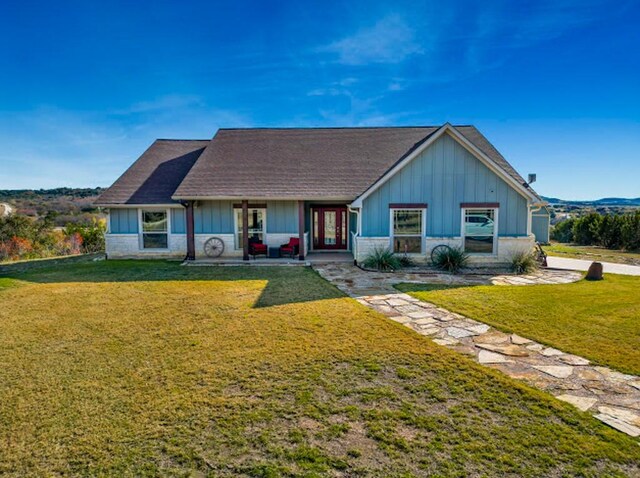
[391,209,424,253]
[463,208,497,253]
[141,210,168,249]
[235,208,266,249]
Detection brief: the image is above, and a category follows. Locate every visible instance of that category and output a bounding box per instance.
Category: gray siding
[266,201,298,233]
[362,134,529,237]
[171,208,186,234]
[109,208,138,234]
[532,207,550,243]
[194,200,235,234]
[194,200,298,234]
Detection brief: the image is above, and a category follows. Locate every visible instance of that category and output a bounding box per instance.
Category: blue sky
[0,0,638,199]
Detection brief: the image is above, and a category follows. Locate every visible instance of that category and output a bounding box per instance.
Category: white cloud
[319,14,424,65]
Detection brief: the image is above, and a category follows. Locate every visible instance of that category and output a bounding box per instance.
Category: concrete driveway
[546,256,640,276]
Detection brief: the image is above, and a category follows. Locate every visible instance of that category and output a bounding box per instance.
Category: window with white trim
[234,208,266,249]
[141,210,168,249]
[463,208,497,254]
[391,208,424,253]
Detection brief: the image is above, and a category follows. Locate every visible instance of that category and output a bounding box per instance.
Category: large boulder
[586,262,604,281]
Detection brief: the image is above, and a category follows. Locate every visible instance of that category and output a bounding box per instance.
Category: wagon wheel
[430,244,452,263]
[203,237,225,258]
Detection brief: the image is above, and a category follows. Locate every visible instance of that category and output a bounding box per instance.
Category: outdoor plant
[432,246,469,273]
[398,254,415,268]
[362,246,402,271]
[510,250,538,274]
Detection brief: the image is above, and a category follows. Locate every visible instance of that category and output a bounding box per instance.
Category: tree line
[0,214,105,262]
[551,210,640,251]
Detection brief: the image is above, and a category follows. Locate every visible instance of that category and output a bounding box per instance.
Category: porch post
[185,201,195,261]
[298,200,305,261]
[242,200,249,261]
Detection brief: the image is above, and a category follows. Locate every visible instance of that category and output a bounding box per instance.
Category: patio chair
[280,237,300,258]
[248,237,268,259]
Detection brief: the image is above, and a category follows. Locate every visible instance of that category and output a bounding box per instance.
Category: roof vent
[527,173,537,184]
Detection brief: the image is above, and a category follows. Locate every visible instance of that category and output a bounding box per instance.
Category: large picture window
[235,208,266,249]
[391,209,424,253]
[141,210,168,249]
[463,208,497,254]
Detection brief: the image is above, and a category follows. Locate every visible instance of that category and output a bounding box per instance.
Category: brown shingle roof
[96,140,209,205]
[173,126,540,201]
[99,125,542,205]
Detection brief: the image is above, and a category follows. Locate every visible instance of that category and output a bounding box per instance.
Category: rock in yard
[510,334,532,345]
[595,414,640,437]
[559,355,590,366]
[556,394,598,412]
[478,350,509,364]
[475,343,529,357]
[585,262,604,281]
[533,365,574,379]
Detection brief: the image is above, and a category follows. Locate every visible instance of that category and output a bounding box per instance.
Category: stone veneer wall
[354,236,535,265]
[105,234,186,259]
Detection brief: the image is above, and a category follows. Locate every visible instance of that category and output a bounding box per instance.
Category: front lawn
[397,274,640,376]
[1,259,638,476]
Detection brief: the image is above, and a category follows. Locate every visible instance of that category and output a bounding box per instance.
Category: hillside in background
[0,187,105,226]
[543,196,640,206]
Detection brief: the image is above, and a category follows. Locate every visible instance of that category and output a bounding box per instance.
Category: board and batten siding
[194,200,299,234]
[109,208,138,233]
[532,207,550,243]
[361,134,529,237]
[109,207,186,234]
[171,208,186,234]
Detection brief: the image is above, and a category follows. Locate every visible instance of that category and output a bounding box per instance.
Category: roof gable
[96,140,209,205]
[350,124,541,207]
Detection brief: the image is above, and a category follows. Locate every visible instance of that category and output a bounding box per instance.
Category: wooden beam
[298,200,305,261]
[185,201,195,260]
[242,200,249,261]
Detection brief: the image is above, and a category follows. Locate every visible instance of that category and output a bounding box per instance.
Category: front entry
[313,207,348,250]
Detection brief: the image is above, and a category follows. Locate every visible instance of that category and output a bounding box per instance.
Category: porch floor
[185,251,353,266]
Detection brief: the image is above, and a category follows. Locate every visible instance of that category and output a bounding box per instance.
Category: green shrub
[432,246,468,273]
[64,218,106,253]
[510,250,538,274]
[362,247,402,271]
[398,254,415,268]
[550,219,575,243]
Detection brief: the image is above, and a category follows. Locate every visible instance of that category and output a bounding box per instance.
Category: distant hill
[0,187,105,225]
[543,196,640,207]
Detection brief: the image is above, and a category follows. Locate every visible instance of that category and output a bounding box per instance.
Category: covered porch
[182,199,356,262]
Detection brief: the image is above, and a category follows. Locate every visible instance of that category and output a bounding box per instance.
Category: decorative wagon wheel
[203,237,225,258]
[430,244,452,264]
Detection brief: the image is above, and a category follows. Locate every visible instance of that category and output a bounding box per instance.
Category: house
[96,124,546,264]
[0,203,14,217]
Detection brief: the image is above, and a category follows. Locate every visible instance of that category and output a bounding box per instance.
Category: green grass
[397,275,640,376]
[545,242,640,265]
[0,259,639,476]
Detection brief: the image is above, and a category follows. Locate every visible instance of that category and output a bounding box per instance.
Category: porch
[182,199,356,262]
[185,251,354,266]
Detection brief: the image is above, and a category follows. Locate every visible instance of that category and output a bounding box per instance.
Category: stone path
[313,263,640,438]
[547,256,640,276]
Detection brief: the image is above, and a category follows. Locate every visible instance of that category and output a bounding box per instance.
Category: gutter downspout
[348,205,360,265]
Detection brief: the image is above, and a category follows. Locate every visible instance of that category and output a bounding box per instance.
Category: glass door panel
[323,211,336,245]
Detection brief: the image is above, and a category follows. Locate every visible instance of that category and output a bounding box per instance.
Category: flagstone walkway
[313,263,640,438]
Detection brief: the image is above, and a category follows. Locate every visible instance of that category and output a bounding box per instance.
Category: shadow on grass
[0,258,345,308]
[395,282,479,294]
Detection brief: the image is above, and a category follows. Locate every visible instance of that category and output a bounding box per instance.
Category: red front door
[313,207,348,250]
